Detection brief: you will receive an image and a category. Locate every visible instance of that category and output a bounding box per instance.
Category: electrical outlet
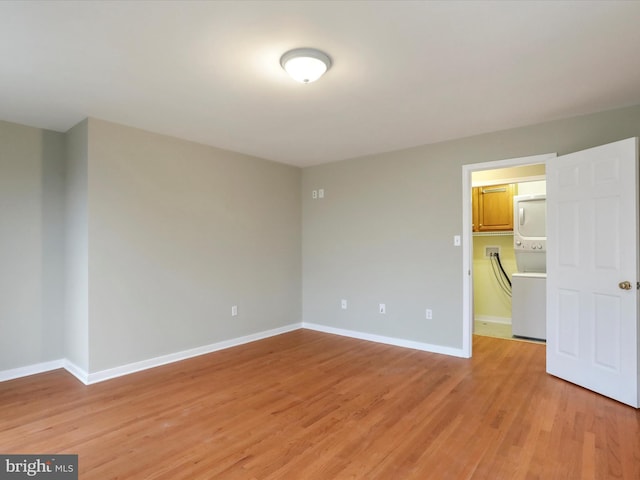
[379,303,386,314]
[231,305,238,317]
[426,308,433,320]
[485,246,500,257]
[312,190,318,199]
[341,299,347,310]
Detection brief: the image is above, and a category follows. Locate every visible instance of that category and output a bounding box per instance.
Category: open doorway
[461,153,556,358]
[472,168,546,342]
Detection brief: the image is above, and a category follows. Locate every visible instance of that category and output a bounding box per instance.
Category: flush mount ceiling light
[280,48,332,84]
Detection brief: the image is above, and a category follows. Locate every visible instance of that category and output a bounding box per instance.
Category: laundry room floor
[474,320,545,344]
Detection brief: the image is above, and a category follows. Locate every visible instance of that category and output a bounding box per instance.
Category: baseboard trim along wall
[1,322,468,384]
[474,315,512,325]
[63,359,90,384]
[0,359,66,383]
[84,323,303,385]
[302,323,467,358]
[0,323,302,385]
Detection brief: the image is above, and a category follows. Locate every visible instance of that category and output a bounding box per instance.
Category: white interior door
[547,137,639,408]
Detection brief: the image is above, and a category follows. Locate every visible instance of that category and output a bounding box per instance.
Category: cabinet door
[477,184,514,231]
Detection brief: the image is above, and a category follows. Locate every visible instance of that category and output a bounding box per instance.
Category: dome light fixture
[280,48,332,84]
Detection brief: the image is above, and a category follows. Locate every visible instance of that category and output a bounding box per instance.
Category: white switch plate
[379,303,386,314]
[453,235,461,246]
[318,189,324,198]
[231,305,238,317]
[341,299,347,309]
[426,308,433,320]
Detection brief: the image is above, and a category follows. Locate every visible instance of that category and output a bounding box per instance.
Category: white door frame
[461,153,557,357]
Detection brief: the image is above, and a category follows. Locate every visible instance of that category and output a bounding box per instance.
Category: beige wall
[86,119,302,372]
[1,117,301,375]
[302,104,640,350]
[2,102,640,375]
[64,120,90,371]
[0,120,65,370]
[472,235,515,321]
[472,164,545,186]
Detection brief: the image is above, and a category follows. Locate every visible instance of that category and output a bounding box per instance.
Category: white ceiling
[2,1,640,167]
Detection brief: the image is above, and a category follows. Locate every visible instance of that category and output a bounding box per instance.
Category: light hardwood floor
[1,330,639,479]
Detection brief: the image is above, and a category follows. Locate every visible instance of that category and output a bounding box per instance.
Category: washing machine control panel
[514,235,546,252]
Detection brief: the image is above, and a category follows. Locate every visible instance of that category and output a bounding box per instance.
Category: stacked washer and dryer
[511,194,547,340]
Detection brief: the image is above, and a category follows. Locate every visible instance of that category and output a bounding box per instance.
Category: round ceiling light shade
[280,48,332,83]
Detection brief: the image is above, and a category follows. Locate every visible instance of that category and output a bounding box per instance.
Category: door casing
[461,153,556,357]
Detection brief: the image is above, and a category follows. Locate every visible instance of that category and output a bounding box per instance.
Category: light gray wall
[64,120,90,371]
[86,119,301,372]
[0,120,65,370]
[302,104,640,349]
[3,103,640,376]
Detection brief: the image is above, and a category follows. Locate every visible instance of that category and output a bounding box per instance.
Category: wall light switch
[318,189,324,199]
[379,303,386,314]
[231,305,238,317]
[453,235,461,246]
[341,299,347,309]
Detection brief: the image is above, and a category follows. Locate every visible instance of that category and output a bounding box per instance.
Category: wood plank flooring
[1,330,639,479]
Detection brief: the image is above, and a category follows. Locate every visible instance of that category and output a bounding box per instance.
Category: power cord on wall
[490,252,512,297]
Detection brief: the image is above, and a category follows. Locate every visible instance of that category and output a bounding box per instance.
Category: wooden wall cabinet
[472,184,514,232]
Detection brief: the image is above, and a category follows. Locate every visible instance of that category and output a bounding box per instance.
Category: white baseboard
[0,359,65,382]
[474,315,512,325]
[2,321,469,384]
[0,323,302,385]
[63,360,89,384]
[85,322,302,385]
[302,323,467,358]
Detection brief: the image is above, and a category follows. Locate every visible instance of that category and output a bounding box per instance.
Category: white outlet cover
[231,305,238,316]
[312,190,318,199]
